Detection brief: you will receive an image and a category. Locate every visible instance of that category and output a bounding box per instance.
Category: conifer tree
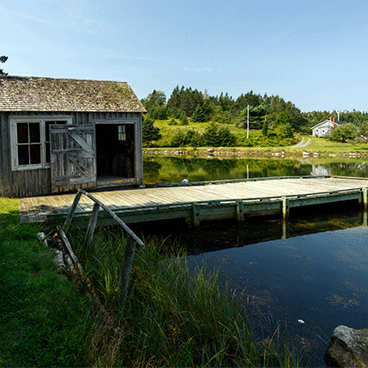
[262,120,268,136]
[142,117,162,147]
[192,104,206,122]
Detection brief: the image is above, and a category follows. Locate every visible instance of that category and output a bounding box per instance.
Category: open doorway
[96,124,135,186]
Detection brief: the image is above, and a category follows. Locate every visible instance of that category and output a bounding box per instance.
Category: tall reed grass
[71,227,306,367]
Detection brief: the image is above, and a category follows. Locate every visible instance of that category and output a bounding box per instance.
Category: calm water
[143,155,368,184]
[140,156,368,366]
[188,225,368,366]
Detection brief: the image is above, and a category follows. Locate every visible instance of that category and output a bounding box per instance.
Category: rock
[325,325,368,368]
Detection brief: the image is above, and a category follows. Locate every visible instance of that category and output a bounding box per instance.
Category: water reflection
[143,156,368,184]
[186,225,368,367]
[133,203,368,367]
[141,155,368,366]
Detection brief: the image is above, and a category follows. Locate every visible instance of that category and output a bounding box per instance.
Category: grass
[302,136,368,153]
[152,120,299,148]
[0,198,93,367]
[148,118,368,154]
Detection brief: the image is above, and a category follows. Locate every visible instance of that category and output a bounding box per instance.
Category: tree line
[141,86,368,146]
[141,87,368,130]
[141,87,308,131]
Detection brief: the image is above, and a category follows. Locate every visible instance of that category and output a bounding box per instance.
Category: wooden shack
[0,76,146,197]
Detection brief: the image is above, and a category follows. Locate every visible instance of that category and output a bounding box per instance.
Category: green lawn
[148,120,368,154]
[0,198,92,367]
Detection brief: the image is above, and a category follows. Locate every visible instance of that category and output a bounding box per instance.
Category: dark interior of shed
[96,124,135,179]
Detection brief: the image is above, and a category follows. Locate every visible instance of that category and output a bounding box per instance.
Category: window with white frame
[10,117,72,170]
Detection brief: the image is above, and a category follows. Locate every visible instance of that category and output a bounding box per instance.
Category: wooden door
[50,125,96,193]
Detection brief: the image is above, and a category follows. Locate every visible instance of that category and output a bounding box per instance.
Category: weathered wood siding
[0,111,143,197]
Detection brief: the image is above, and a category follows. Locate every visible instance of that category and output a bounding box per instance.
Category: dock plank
[18,176,368,224]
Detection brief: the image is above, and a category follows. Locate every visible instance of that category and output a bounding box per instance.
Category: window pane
[17,123,28,143]
[46,142,50,163]
[30,144,41,164]
[29,123,40,143]
[18,145,29,165]
[45,122,50,142]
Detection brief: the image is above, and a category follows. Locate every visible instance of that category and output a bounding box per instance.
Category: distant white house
[311,119,348,137]
[311,165,331,176]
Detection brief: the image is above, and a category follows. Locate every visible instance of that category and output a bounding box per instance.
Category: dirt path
[293,137,311,148]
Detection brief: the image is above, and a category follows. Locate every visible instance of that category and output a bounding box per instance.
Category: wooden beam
[118,237,137,310]
[85,202,100,247]
[77,189,145,249]
[57,226,83,274]
[63,191,82,233]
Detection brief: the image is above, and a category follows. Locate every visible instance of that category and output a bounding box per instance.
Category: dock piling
[193,203,201,227]
[282,196,289,221]
[236,200,244,222]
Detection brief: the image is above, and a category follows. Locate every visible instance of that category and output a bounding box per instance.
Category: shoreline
[143,147,368,159]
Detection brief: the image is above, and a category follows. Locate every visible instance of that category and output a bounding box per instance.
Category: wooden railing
[62,188,145,309]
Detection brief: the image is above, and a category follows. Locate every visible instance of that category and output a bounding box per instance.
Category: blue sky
[1,0,367,112]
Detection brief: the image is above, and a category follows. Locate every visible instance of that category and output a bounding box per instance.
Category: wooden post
[119,237,137,310]
[363,188,368,211]
[363,188,368,227]
[57,227,83,274]
[282,196,289,221]
[282,197,289,239]
[85,203,100,247]
[236,200,244,222]
[63,191,82,233]
[193,203,200,227]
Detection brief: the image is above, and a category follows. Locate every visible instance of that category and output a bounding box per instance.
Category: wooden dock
[19,176,368,228]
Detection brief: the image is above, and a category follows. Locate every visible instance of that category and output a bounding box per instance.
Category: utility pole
[337,109,340,121]
[247,104,249,139]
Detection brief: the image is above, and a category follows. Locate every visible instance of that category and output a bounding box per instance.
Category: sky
[1,0,368,112]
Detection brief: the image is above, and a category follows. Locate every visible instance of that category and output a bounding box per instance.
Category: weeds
[70,226,305,367]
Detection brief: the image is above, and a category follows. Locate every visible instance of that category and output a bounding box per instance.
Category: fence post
[85,203,100,247]
[119,237,137,310]
[63,191,82,233]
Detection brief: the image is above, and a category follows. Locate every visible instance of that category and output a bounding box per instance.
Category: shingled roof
[0,76,147,113]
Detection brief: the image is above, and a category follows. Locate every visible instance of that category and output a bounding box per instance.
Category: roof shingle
[0,76,147,113]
